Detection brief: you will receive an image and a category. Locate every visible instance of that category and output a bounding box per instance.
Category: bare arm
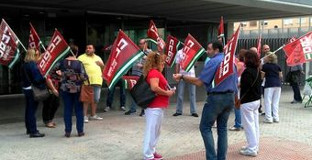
[46,78,59,97]
[150,78,174,97]
[279,72,283,80]
[175,64,180,74]
[96,61,105,69]
[173,74,204,87]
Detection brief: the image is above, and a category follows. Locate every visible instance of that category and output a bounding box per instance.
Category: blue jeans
[93,85,102,104]
[129,95,137,112]
[200,93,234,160]
[23,89,39,134]
[176,80,197,114]
[234,108,242,128]
[62,91,84,133]
[106,81,126,107]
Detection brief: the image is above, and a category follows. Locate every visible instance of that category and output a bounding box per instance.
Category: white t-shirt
[175,50,196,77]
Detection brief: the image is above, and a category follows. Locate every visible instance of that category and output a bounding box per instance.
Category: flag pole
[260,44,285,60]
[18,40,27,52]
[40,42,47,51]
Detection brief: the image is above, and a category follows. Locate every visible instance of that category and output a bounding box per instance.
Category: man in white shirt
[173,49,198,117]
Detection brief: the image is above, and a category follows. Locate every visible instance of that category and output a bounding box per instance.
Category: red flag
[218,16,224,37]
[0,19,24,69]
[283,32,312,66]
[122,76,140,90]
[147,20,165,50]
[256,35,262,57]
[164,35,182,67]
[103,30,144,90]
[37,30,70,77]
[214,26,240,86]
[289,36,297,43]
[29,23,41,50]
[180,34,205,72]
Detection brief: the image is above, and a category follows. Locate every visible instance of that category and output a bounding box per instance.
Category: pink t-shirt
[146,69,169,108]
[235,58,245,77]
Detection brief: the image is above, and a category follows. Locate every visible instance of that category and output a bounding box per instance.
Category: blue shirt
[21,61,46,89]
[262,63,282,88]
[199,53,238,93]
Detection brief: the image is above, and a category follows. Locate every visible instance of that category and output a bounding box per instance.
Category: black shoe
[191,113,199,117]
[173,113,182,116]
[78,132,85,137]
[125,110,136,115]
[65,132,71,138]
[139,110,145,117]
[29,132,45,138]
[291,100,302,104]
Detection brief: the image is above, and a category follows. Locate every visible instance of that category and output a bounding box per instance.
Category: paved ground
[0,89,312,160]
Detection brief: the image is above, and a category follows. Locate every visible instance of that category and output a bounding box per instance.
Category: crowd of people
[21,37,303,159]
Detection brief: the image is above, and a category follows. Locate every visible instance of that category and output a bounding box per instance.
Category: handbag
[235,68,260,109]
[130,75,156,109]
[80,84,94,103]
[23,65,50,101]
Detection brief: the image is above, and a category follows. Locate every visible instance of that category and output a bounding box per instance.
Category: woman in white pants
[239,50,262,157]
[142,52,175,160]
[262,53,283,123]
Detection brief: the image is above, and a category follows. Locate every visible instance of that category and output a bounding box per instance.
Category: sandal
[45,122,56,128]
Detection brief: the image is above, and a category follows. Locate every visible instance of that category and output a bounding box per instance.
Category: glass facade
[0,7,219,95]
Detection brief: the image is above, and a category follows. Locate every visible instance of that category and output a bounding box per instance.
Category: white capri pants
[241,100,260,152]
[143,108,164,159]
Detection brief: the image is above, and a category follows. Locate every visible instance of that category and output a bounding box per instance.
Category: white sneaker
[89,115,103,120]
[240,146,247,151]
[121,106,126,111]
[263,118,273,123]
[239,149,257,157]
[104,107,110,112]
[84,116,89,123]
[273,119,279,123]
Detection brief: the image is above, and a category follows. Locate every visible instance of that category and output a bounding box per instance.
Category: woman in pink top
[143,52,175,160]
[230,49,246,131]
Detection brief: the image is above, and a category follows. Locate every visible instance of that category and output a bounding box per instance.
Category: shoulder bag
[130,75,156,109]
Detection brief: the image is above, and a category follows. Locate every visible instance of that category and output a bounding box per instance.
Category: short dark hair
[212,41,223,52]
[238,49,247,62]
[244,50,260,68]
[86,44,95,49]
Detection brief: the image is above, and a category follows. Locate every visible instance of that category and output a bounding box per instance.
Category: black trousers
[42,94,60,124]
[291,84,303,102]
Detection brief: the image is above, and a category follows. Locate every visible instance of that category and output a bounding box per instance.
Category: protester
[287,64,304,104]
[60,45,88,137]
[262,53,283,123]
[262,44,270,56]
[230,49,246,131]
[105,79,126,111]
[173,41,238,160]
[239,50,262,157]
[78,44,104,123]
[173,49,198,117]
[21,48,46,138]
[42,63,61,128]
[259,44,271,115]
[125,38,151,116]
[143,52,175,160]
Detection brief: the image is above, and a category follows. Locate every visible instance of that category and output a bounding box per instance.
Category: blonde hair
[266,52,278,64]
[24,48,39,62]
[143,52,165,77]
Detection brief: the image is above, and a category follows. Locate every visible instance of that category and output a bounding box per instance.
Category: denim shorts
[93,85,101,104]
